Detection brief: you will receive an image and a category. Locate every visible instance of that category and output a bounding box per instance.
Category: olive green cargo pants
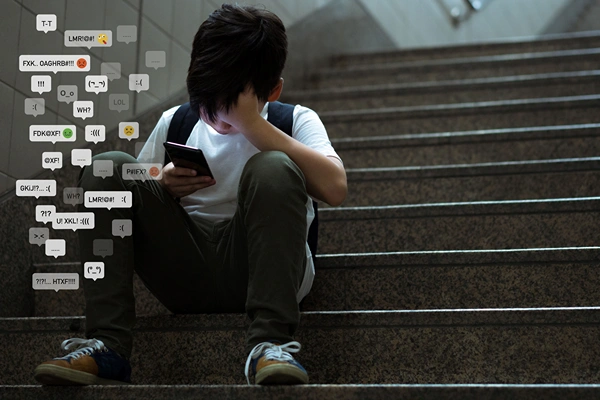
[77,150,307,359]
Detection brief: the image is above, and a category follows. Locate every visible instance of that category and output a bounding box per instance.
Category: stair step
[315,48,600,87]
[320,95,600,138]
[333,124,600,168]
[318,197,600,253]
[32,247,600,316]
[285,70,600,111]
[3,307,600,385]
[3,384,600,400]
[341,157,600,206]
[331,30,600,66]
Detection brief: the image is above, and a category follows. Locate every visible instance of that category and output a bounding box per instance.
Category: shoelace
[244,341,301,385]
[56,338,107,360]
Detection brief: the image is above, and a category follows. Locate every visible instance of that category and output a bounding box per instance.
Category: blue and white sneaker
[244,341,309,385]
[34,338,131,385]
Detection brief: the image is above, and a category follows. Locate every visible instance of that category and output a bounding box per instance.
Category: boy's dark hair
[187,3,288,123]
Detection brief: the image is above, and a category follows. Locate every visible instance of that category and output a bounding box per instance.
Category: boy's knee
[242,151,305,188]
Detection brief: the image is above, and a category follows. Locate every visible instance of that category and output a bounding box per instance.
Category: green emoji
[62,128,73,139]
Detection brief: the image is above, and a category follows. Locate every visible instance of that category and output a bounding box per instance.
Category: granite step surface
[341,157,600,206]
[318,197,600,253]
[314,48,600,88]
[320,94,600,138]
[284,70,600,111]
[3,384,600,400]
[3,307,600,385]
[31,247,600,316]
[330,30,600,66]
[332,123,600,168]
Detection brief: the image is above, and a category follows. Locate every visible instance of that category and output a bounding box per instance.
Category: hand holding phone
[160,142,216,198]
[163,142,214,178]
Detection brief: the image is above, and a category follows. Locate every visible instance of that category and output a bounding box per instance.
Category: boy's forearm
[242,117,347,206]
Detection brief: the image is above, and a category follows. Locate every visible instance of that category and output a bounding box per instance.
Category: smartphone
[163,142,214,179]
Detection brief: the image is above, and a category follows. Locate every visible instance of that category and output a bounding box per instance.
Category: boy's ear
[267,78,284,102]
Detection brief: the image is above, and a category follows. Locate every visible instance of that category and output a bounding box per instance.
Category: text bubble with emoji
[65,30,113,49]
[119,122,139,141]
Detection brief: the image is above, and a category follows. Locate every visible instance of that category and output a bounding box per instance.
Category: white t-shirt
[137,102,342,302]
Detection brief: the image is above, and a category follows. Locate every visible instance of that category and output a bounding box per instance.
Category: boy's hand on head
[217,88,262,133]
[158,162,216,198]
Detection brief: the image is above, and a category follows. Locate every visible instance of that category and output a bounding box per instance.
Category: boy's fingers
[169,176,214,187]
[170,166,197,176]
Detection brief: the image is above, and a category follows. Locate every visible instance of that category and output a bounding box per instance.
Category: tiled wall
[0,0,333,198]
[359,0,573,48]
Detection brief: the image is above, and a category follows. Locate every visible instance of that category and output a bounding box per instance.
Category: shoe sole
[255,363,309,385]
[34,364,130,386]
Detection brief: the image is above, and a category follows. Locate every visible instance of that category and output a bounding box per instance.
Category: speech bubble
[122,163,163,181]
[145,51,166,70]
[71,149,92,168]
[16,179,56,198]
[42,151,63,171]
[100,62,121,81]
[52,212,95,231]
[85,125,105,144]
[25,98,45,117]
[20,55,90,74]
[112,219,132,238]
[36,205,56,224]
[30,125,76,144]
[29,227,50,247]
[65,30,113,49]
[36,14,57,33]
[84,261,105,281]
[93,239,113,258]
[31,75,51,94]
[45,239,66,258]
[84,191,132,210]
[117,25,137,44]
[63,187,84,206]
[109,94,129,113]
[57,85,78,104]
[119,122,139,141]
[32,273,78,291]
[128,74,149,93]
[93,160,113,179]
[73,101,94,120]
[85,75,108,94]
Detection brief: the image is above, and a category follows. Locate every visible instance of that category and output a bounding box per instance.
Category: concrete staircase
[2,30,600,398]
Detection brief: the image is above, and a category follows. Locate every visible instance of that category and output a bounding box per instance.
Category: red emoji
[76,58,87,69]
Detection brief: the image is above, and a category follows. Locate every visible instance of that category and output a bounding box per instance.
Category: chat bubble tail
[54,288,59,292]
[53,254,59,258]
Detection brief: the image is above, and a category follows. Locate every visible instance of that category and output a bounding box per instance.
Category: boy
[34,3,346,386]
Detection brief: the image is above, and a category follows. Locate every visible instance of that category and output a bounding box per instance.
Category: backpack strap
[267,101,319,261]
[164,102,199,166]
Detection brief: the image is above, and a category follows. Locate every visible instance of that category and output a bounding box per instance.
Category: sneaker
[244,341,309,385]
[34,338,131,385]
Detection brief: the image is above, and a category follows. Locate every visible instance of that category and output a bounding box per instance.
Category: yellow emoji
[97,33,108,45]
[123,125,135,136]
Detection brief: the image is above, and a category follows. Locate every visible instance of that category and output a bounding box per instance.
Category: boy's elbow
[325,179,347,207]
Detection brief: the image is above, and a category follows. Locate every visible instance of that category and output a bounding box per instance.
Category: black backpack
[165,101,319,261]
